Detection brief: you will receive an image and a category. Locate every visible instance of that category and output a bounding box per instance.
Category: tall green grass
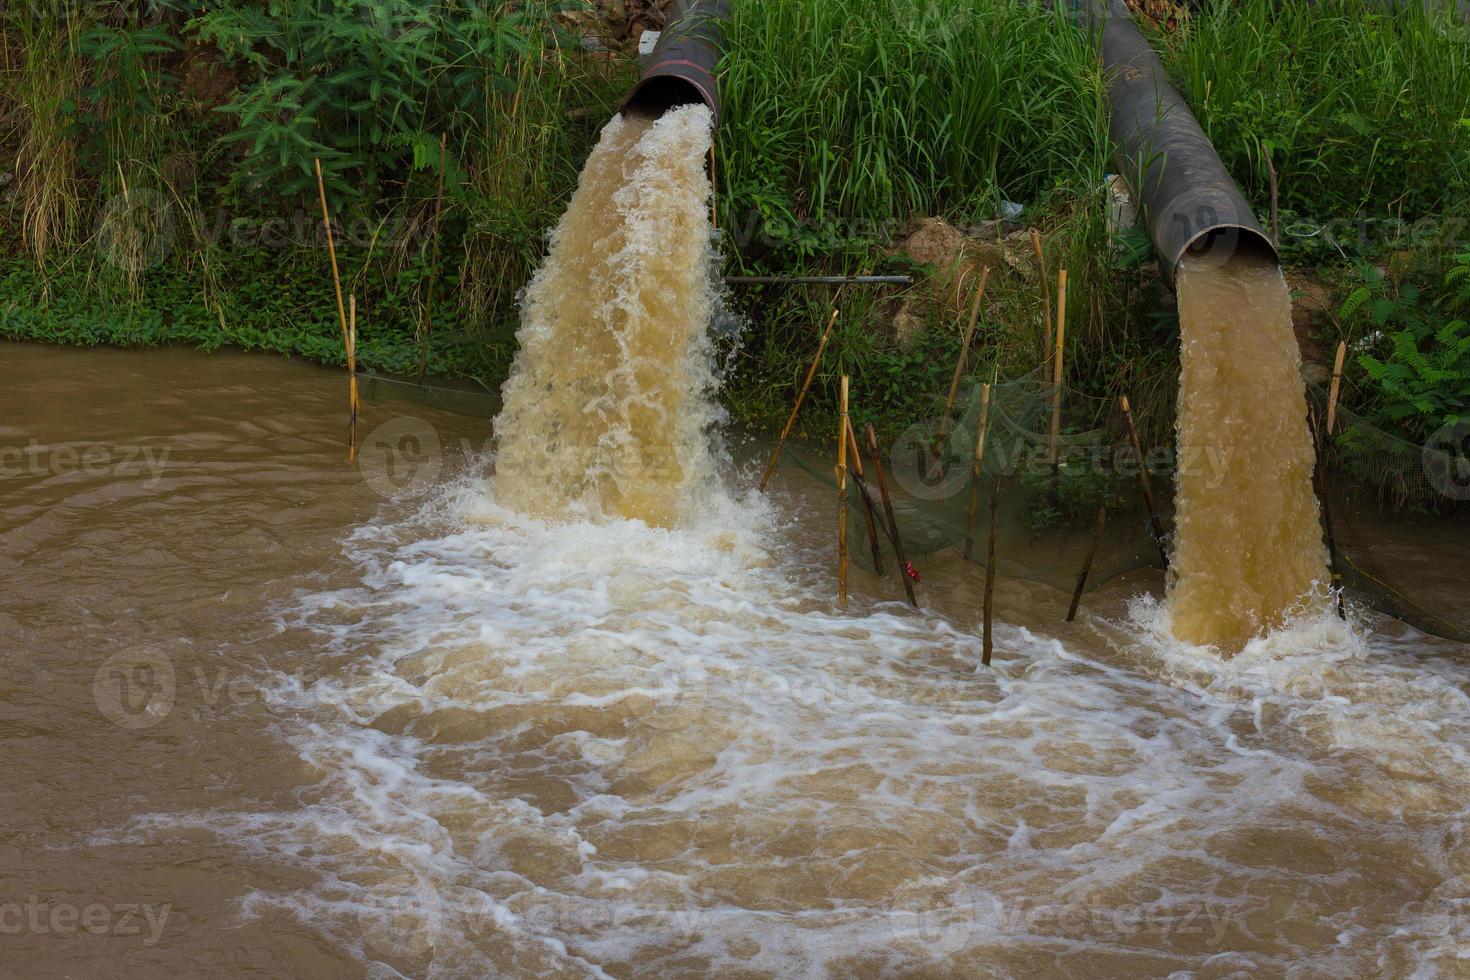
[714,0,1165,435]
[718,0,1110,254]
[1,4,85,277]
[1164,0,1470,220]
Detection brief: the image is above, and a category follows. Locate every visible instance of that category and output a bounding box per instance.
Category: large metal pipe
[1081,0,1276,280]
[620,0,729,127]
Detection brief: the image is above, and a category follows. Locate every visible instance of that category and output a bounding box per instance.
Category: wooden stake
[1066,506,1108,622]
[982,473,1001,666]
[963,381,994,559]
[1309,407,1347,620]
[846,415,884,575]
[837,375,850,609]
[1031,228,1052,363]
[1263,142,1280,250]
[932,266,992,458]
[1048,269,1068,469]
[758,307,840,491]
[348,294,359,463]
[416,132,449,383]
[314,159,350,348]
[866,423,917,608]
[708,145,718,230]
[1121,395,1169,567]
[1326,340,1347,436]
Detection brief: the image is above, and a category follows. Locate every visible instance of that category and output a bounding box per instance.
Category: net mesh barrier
[784,371,1470,643]
[361,368,1469,642]
[1308,386,1470,643]
[783,369,1167,596]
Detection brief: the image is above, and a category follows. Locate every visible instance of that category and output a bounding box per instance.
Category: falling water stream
[4,106,1469,977]
[1166,251,1332,650]
[493,107,720,526]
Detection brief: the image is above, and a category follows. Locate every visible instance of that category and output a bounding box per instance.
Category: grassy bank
[1,0,1467,462]
[1161,0,1470,451]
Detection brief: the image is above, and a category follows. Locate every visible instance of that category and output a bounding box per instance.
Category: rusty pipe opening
[620,0,729,127]
[1079,0,1278,281]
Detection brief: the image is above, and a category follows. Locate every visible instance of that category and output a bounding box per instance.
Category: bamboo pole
[932,266,992,459]
[1263,142,1280,249]
[982,473,1001,666]
[348,294,359,463]
[416,133,449,383]
[963,382,994,559]
[1120,395,1169,567]
[1031,228,1052,363]
[1066,506,1108,622]
[866,423,918,607]
[725,275,911,286]
[758,307,840,491]
[846,415,884,575]
[1309,408,1347,620]
[313,159,350,348]
[709,145,718,230]
[1326,339,1347,436]
[837,375,850,609]
[1047,269,1068,469]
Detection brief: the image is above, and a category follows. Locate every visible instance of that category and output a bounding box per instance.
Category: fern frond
[1339,286,1372,321]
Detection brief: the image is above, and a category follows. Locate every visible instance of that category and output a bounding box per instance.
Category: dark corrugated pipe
[620,0,729,127]
[1078,0,1277,280]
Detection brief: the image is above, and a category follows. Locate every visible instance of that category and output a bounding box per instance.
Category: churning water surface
[3,103,1469,977]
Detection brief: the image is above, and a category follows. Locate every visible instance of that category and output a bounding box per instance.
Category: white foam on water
[100,103,1469,978]
[111,461,1467,977]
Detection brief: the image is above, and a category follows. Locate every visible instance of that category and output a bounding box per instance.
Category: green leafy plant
[1341,252,1470,440]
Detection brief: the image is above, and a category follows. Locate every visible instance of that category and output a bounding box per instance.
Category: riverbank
[1,0,1466,468]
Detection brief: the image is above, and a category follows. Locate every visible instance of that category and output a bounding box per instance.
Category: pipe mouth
[620,73,718,125]
[1173,224,1279,278]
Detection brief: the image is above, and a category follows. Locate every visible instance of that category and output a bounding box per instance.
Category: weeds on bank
[1164,0,1470,221]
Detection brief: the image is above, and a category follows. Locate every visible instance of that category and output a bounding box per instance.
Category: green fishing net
[784,371,1470,643]
[781,369,1166,599]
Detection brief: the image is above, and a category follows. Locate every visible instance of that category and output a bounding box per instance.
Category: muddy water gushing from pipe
[1166,251,1331,650]
[10,95,1469,977]
[492,106,719,526]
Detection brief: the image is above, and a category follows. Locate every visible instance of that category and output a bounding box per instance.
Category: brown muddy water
[4,101,1469,980]
[3,338,1470,978]
[1167,252,1330,651]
